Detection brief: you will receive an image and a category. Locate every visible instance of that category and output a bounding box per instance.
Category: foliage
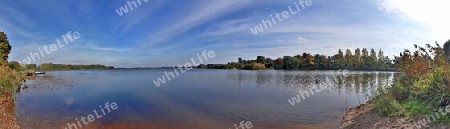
[283,56,300,70]
[25,64,38,70]
[372,42,450,121]
[39,63,114,71]
[256,56,265,64]
[0,31,12,61]
[372,90,405,117]
[0,63,22,94]
[401,100,431,116]
[8,61,23,71]
[204,48,394,70]
[243,63,266,70]
[444,40,450,62]
[0,32,22,94]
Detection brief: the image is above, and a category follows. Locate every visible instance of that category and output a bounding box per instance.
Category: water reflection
[16,74,73,93]
[13,70,396,129]
[227,70,395,96]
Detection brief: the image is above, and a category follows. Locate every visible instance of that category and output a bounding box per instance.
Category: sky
[0,0,449,68]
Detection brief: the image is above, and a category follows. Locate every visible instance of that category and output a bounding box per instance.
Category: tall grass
[0,62,22,94]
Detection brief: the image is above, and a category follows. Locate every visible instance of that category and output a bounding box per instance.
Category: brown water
[14,69,395,129]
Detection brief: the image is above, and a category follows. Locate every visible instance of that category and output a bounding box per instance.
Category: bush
[0,62,22,94]
[372,43,450,120]
[372,87,406,117]
[243,63,266,70]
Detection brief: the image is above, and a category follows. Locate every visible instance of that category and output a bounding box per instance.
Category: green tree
[265,57,273,68]
[256,56,265,64]
[354,48,361,68]
[0,31,12,62]
[25,64,37,70]
[345,49,353,67]
[335,49,344,68]
[8,61,23,71]
[370,48,377,69]
[361,48,369,69]
[283,56,300,70]
[378,49,386,68]
[294,54,304,65]
[40,63,54,71]
[443,40,450,62]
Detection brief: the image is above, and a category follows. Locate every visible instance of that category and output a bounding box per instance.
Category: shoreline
[338,100,450,129]
[0,93,20,129]
[339,100,415,129]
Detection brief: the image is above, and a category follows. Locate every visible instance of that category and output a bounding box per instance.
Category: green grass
[401,100,432,116]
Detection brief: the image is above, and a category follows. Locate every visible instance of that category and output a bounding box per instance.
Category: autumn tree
[306,53,315,67]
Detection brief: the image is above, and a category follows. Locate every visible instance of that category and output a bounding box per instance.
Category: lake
[13,69,395,129]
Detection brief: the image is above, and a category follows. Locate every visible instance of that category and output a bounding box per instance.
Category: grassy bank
[0,61,22,129]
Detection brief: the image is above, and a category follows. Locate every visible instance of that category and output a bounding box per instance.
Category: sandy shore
[338,100,450,129]
[0,93,20,129]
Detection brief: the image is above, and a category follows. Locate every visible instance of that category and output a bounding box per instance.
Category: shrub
[372,91,405,117]
[0,62,22,94]
[243,63,266,70]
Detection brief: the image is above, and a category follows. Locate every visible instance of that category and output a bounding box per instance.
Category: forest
[204,48,396,70]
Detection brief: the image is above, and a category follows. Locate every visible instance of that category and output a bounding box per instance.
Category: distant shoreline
[113,67,397,72]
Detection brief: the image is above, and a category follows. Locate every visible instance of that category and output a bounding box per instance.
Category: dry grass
[0,62,22,129]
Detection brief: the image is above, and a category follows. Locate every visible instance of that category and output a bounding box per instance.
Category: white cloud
[377,0,450,42]
[297,37,308,43]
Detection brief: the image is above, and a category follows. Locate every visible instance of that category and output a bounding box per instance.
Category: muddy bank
[0,93,20,129]
[339,101,450,129]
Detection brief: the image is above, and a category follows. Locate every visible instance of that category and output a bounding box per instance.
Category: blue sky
[1,0,448,67]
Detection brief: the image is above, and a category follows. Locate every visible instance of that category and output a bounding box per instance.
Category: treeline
[6,62,114,71]
[203,48,395,70]
[39,63,114,71]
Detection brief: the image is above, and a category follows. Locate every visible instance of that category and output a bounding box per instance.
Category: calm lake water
[14,69,395,129]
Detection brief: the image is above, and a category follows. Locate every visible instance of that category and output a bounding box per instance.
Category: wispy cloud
[202,18,251,36]
[143,0,255,47]
[90,46,124,53]
[112,0,167,32]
